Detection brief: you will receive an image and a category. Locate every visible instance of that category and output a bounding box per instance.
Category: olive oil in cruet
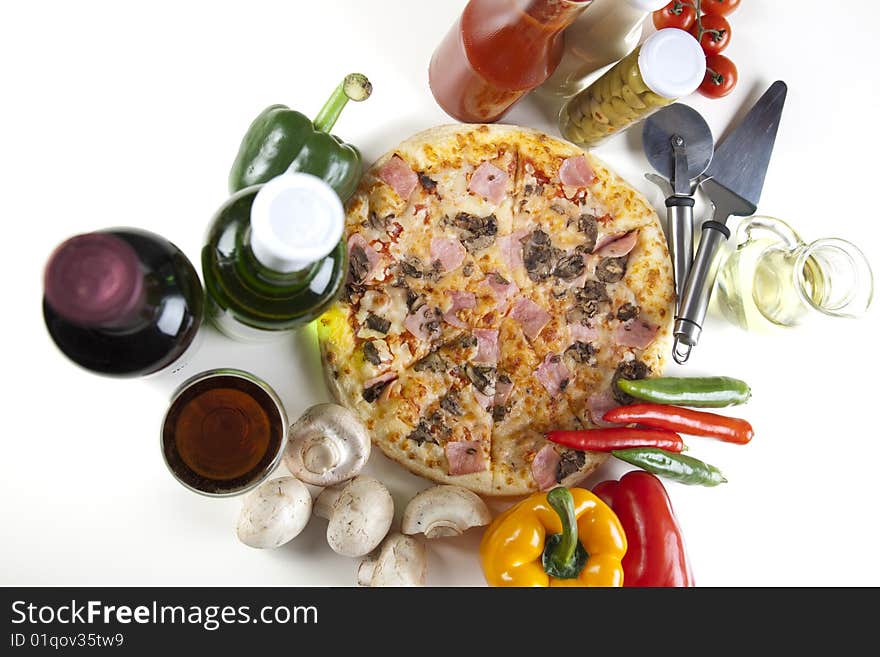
[714,216,872,332]
[202,172,347,342]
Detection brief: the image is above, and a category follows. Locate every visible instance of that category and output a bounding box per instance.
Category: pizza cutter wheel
[643,104,714,308]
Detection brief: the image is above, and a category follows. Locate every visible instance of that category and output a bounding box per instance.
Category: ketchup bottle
[429,0,594,123]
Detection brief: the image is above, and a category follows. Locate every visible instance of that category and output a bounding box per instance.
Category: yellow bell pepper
[480,487,627,587]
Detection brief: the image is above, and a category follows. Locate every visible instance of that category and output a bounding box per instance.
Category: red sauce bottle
[429,0,593,123]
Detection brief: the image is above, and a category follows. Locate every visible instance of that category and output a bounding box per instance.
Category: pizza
[317,124,674,496]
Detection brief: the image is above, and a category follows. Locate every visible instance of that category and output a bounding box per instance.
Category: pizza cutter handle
[666,196,695,309]
[672,221,731,364]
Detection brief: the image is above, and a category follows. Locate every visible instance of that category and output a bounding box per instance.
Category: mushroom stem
[302,436,341,475]
[423,521,465,539]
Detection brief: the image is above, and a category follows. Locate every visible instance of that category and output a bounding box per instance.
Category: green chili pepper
[617,376,751,408]
[228,73,372,201]
[612,448,728,487]
[541,487,589,579]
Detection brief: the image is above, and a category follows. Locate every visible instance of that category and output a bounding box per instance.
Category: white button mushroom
[357,532,427,587]
[314,476,393,557]
[401,485,491,539]
[284,403,371,487]
[236,476,312,549]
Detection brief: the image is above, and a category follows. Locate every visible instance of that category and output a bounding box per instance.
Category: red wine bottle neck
[43,231,148,329]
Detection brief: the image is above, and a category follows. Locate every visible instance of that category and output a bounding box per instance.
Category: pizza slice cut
[367,330,495,493]
[318,279,465,416]
[496,139,673,428]
[329,201,480,402]
[560,223,675,427]
[490,316,602,496]
[404,376,494,489]
[325,135,523,427]
[515,142,656,250]
[499,233,671,429]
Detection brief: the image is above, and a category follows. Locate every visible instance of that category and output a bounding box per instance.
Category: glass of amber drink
[161,369,287,497]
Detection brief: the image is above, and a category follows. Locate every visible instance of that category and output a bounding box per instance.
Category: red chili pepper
[546,427,684,453]
[593,471,694,587]
[603,403,754,445]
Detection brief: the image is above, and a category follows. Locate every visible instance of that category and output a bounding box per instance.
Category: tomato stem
[705,28,726,43]
[683,1,702,14]
[669,0,726,57]
[681,0,707,41]
[695,0,707,41]
[706,67,724,85]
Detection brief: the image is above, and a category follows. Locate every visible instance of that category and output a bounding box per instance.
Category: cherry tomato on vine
[652,1,697,31]
[701,0,741,17]
[691,13,731,55]
[698,54,738,98]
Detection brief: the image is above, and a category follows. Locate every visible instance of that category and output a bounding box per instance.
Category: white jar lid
[250,172,345,273]
[626,0,672,11]
[638,28,707,99]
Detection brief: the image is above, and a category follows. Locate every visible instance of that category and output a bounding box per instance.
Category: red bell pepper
[593,471,694,587]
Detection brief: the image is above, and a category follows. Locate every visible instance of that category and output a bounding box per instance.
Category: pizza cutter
[643,104,714,308]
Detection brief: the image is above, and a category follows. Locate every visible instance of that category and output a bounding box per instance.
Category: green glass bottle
[202,172,348,341]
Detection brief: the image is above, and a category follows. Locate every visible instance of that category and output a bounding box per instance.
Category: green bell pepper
[228,73,372,200]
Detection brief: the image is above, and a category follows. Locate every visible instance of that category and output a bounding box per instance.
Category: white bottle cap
[626,0,671,11]
[638,28,707,99]
[249,172,345,273]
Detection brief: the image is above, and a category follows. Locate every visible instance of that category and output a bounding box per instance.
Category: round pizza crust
[318,124,674,496]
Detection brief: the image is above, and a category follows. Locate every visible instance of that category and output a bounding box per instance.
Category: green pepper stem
[313,73,372,134]
[545,487,579,573]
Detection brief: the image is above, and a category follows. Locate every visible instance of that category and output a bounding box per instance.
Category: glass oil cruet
[714,216,873,332]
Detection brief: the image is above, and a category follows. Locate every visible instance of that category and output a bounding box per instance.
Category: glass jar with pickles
[559,28,705,148]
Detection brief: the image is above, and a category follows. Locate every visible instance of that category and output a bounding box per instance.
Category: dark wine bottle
[202,172,347,341]
[43,228,204,377]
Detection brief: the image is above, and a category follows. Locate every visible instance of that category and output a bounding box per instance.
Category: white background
[2,0,878,587]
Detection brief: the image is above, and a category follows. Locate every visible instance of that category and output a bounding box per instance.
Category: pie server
[673,80,788,364]
[643,104,714,307]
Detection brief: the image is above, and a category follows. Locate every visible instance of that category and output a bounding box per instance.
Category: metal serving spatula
[673,81,788,364]
[643,104,714,308]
